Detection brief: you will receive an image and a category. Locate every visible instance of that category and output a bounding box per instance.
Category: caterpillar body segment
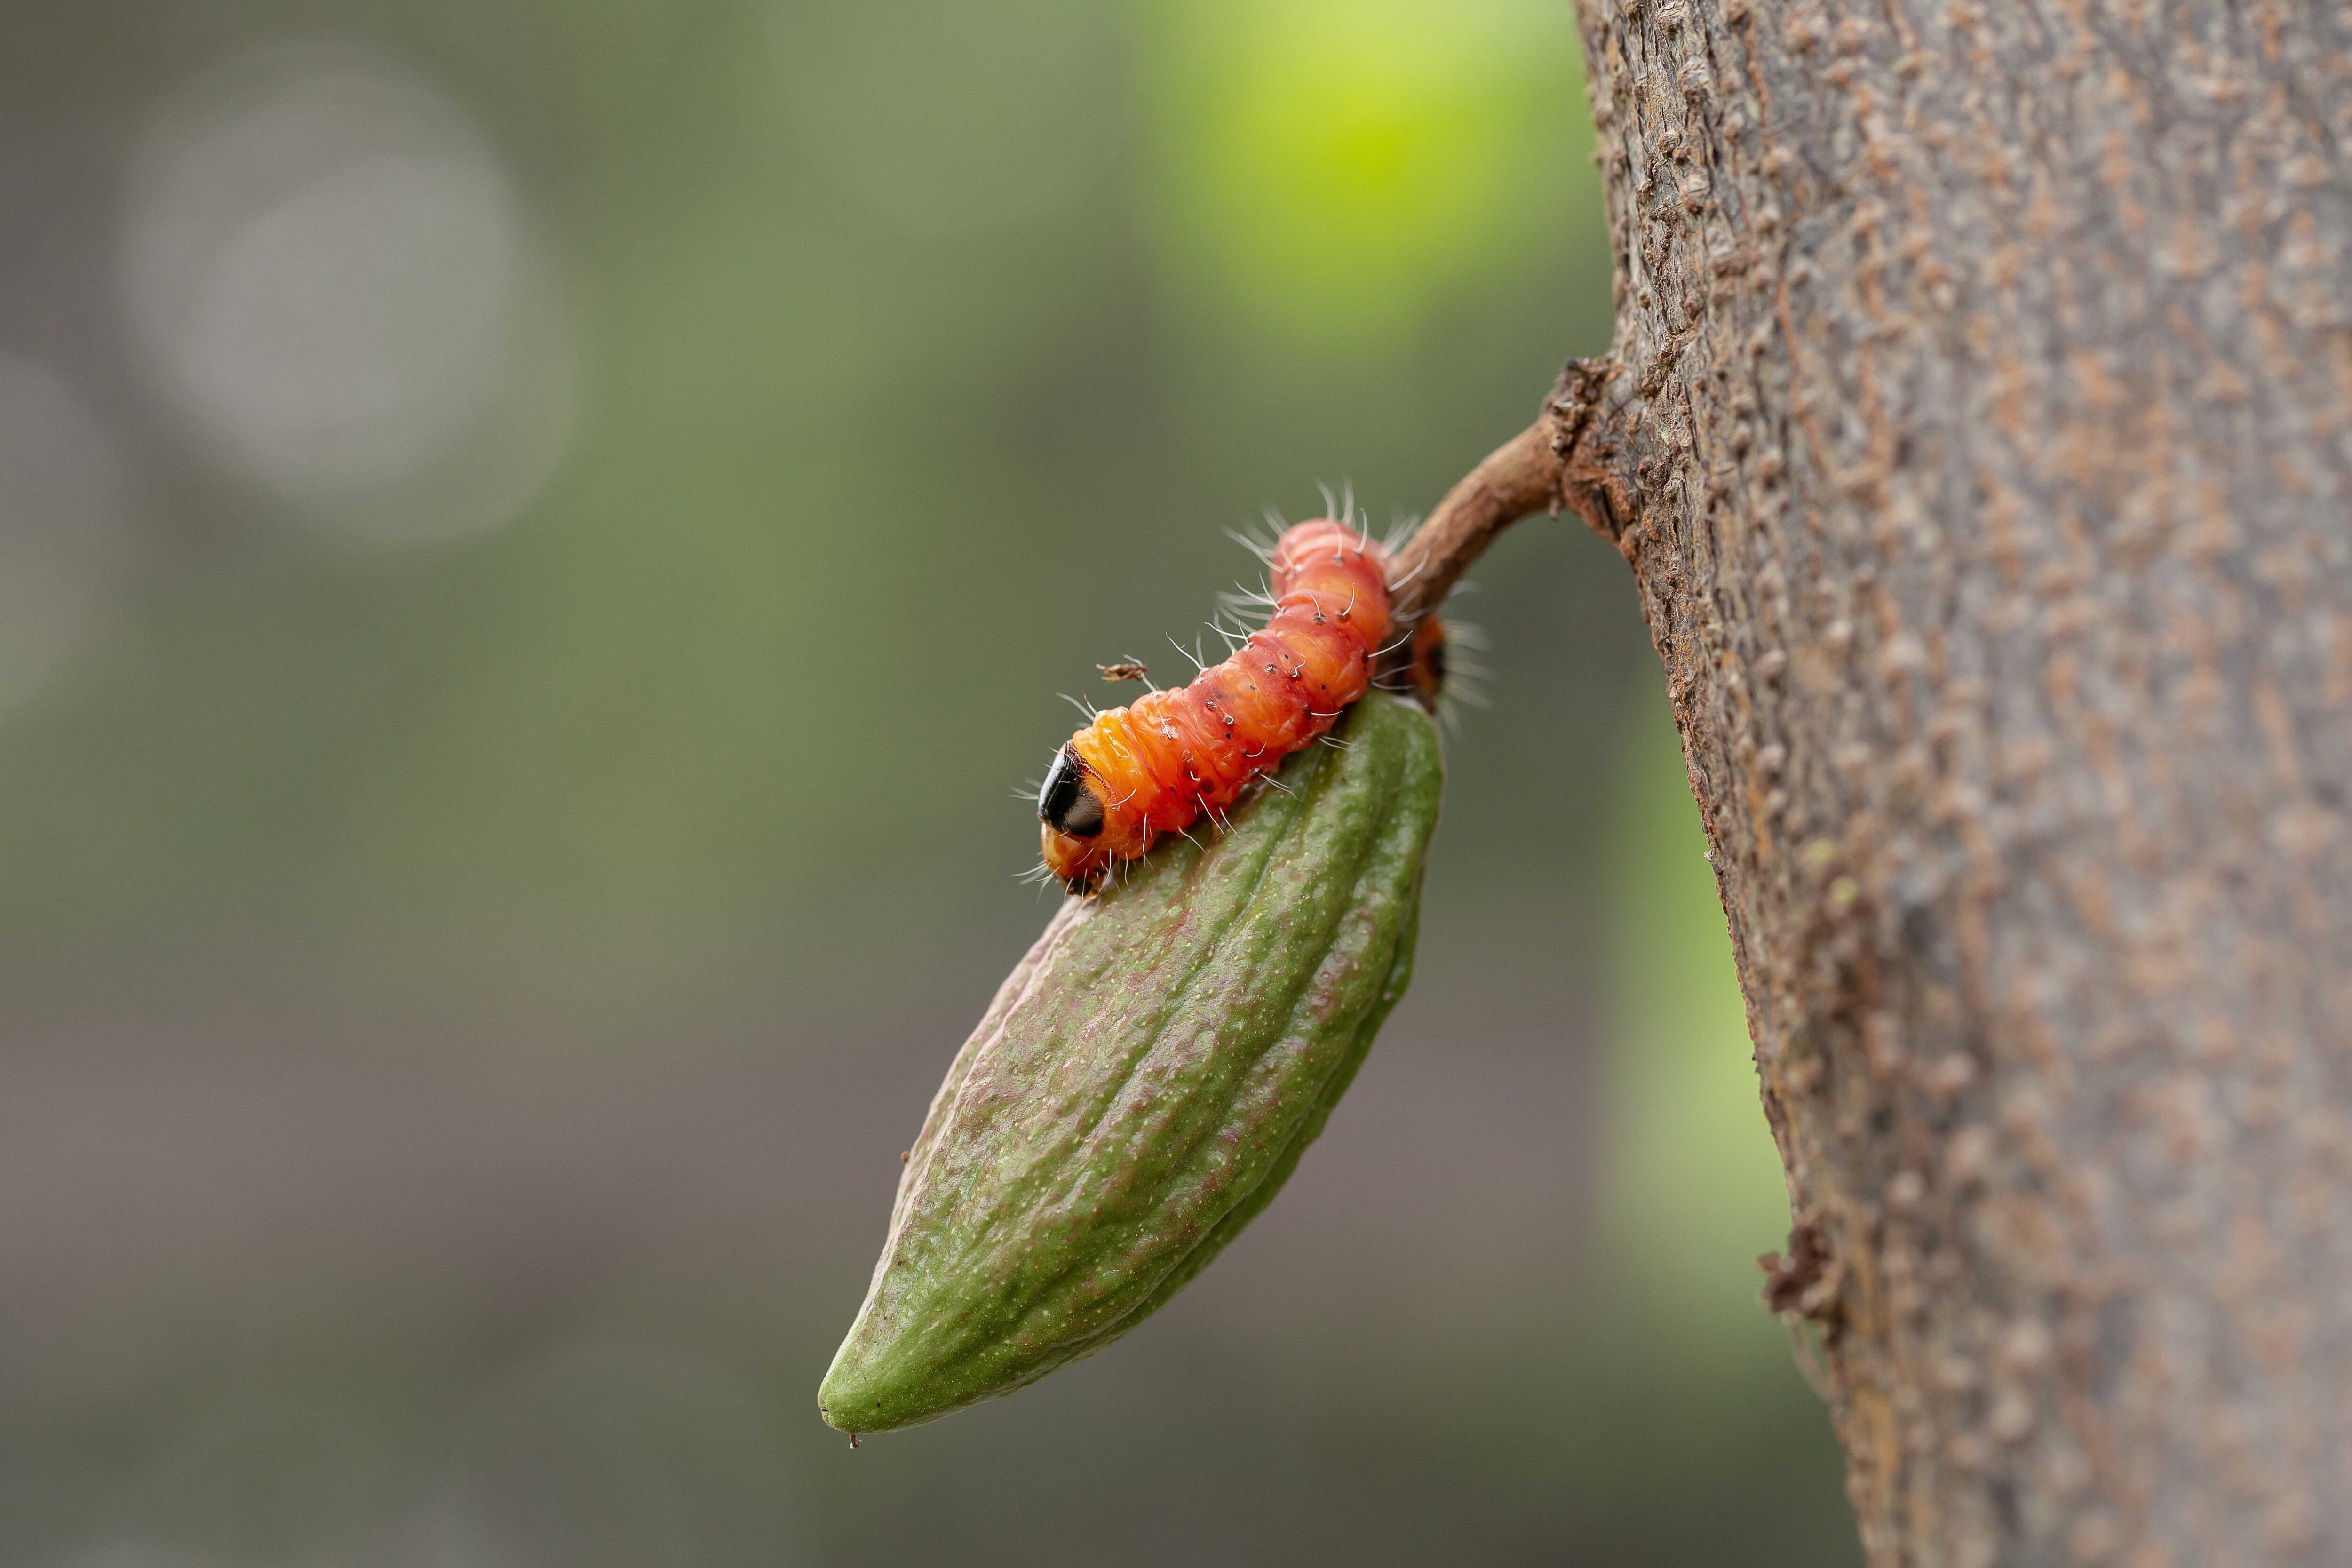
[1039,519,1404,891]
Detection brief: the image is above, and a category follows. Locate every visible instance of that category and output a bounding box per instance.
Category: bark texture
[1554,2,2352,1563]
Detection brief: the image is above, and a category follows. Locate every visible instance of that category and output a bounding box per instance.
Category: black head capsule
[1038,742,1106,838]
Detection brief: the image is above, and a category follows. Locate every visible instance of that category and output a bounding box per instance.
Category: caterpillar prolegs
[1036,518,1443,891]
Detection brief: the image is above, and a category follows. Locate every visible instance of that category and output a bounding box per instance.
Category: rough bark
[1546,2,2352,1563]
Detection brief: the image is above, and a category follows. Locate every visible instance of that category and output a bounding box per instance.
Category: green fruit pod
[819,693,1444,1435]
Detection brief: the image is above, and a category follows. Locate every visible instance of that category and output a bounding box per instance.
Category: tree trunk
[1550,2,2352,1562]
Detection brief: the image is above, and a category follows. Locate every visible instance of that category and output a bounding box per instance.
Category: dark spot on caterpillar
[1038,743,1106,837]
[1405,617,1449,711]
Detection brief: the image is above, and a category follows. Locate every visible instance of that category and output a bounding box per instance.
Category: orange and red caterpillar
[1037,517,1438,891]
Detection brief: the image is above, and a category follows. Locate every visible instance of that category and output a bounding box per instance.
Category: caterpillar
[1036,517,1433,892]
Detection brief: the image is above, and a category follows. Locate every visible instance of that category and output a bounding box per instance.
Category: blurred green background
[0,0,1857,1561]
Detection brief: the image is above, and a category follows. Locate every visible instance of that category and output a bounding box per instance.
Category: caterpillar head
[1037,742,1106,839]
[1039,742,1113,890]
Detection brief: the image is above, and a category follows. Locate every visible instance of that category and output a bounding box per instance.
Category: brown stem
[1383,356,1626,634]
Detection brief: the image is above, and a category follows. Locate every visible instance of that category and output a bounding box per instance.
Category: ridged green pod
[819,694,1443,1435]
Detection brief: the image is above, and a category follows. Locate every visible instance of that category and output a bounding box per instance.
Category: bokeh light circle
[119,40,579,545]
